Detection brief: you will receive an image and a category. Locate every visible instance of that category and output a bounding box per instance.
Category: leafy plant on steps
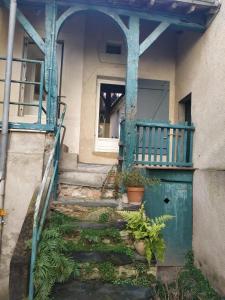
[116,168,159,188]
[98,212,110,223]
[33,227,79,300]
[155,252,222,300]
[119,205,173,264]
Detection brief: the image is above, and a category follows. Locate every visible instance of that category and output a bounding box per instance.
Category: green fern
[119,205,173,264]
[33,227,79,300]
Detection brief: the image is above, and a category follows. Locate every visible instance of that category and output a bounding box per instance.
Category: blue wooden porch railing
[119,120,195,168]
[0,56,52,131]
[28,102,66,300]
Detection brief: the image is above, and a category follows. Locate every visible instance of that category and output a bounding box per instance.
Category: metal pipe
[0,0,17,256]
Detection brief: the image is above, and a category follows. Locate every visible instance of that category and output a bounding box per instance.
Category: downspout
[0,0,17,257]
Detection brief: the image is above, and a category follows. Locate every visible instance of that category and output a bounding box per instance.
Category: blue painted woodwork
[45,0,58,127]
[56,4,129,39]
[124,16,140,169]
[56,3,205,32]
[119,120,195,168]
[2,1,205,134]
[139,22,170,56]
[144,169,193,266]
[0,57,45,130]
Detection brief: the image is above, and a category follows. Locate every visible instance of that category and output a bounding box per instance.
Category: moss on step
[65,240,134,258]
[78,261,155,287]
[51,205,121,223]
[34,211,222,300]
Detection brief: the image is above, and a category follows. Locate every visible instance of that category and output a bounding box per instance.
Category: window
[105,42,122,55]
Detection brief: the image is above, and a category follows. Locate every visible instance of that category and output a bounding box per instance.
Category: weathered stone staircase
[49,159,155,300]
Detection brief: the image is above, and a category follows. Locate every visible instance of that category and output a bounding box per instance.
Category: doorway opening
[95,79,125,152]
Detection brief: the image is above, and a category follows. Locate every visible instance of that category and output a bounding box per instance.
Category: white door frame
[95,78,125,153]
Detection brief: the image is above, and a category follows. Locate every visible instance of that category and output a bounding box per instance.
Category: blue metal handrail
[28,102,66,300]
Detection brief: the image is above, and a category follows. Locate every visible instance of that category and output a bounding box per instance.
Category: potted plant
[117,168,159,204]
[119,205,173,265]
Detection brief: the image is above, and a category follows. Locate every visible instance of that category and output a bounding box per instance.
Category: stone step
[58,184,114,199]
[55,198,120,208]
[70,251,133,265]
[69,251,146,265]
[59,153,78,172]
[53,281,154,300]
[59,171,107,188]
[54,199,141,211]
[67,220,126,230]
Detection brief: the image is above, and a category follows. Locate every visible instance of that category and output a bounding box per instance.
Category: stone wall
[0,131,48,300]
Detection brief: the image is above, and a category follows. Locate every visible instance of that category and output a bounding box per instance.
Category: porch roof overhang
[13,0,221,31]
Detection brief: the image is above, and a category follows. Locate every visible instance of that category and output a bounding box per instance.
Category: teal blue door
[144,179,193,266]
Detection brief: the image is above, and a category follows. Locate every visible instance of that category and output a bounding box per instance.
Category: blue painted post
[124,16,140,169]
[45,0,58,127]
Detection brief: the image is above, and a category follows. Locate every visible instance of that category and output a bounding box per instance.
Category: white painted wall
[176,2,225,295]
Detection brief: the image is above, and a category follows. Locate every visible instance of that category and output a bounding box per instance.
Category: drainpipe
[0,0,17,256]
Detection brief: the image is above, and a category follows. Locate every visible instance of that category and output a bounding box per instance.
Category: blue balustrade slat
[148,127,152,162]
[119,119,194,168]
[159,128,164,163]
[136,125,140,161]
[166,128,170,165]
[189,130,194,163]
[154,127,158,162]
[172,128,176,164]
[177,128,182,163]
[142,126,146,161]
[183,127,188,163]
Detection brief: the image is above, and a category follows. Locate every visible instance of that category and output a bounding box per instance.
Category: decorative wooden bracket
[139,22,170,56]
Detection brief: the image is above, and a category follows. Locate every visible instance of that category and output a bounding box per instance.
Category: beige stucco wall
[0,131,48,300]
[176,2,225,295]
[79,13,176,164]
[176,4,225,170]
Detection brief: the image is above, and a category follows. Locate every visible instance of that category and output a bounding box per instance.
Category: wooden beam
[54,2,206,31]
[139,21,170,56]
[3,0,45,53]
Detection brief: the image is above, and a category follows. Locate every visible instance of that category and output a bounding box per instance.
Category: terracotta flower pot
[134,240,146,256]
[127,186,144,204]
